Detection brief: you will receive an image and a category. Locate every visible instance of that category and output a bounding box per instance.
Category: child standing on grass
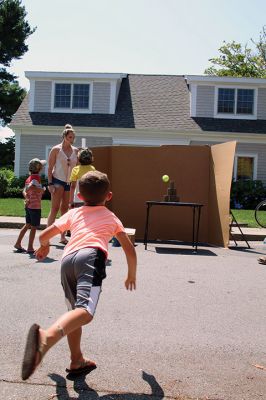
[69,148,95,208]
[14,158,46,254]
[21,170,137,380]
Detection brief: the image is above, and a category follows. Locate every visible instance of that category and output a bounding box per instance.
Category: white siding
[34,81,52,112]
[257,88,266,120]
[196,86,215,117]
[92,82,111,113]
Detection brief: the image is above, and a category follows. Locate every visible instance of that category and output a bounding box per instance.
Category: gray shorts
[61,247,106,316]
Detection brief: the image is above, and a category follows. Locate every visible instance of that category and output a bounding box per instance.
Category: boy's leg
[44,308,92,350]
[67,327,82,365]
[14,223,30,250]
[22,308,92,379]
[27,209,41,252]
[28,227,37,252]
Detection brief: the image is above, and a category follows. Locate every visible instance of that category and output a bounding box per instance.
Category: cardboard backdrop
[92,142,236,247]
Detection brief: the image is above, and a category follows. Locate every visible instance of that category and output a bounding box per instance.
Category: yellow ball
[162,175,169,183]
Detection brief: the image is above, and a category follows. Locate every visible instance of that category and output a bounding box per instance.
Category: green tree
[205,26,266,78]
[0,0,35,125]
[0,135,15,168]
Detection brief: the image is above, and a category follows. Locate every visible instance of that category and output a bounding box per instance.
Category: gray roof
[11,75,266,133]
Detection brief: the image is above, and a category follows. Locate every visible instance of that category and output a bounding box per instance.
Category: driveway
[0,229,265,400]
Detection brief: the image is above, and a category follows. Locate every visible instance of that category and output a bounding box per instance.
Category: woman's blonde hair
[62,124,75,138]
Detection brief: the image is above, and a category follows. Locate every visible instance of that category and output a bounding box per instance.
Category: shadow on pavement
[36,256,57,263]
[228,246,265,255]
[155,247,217,256]
[48,370,164,399]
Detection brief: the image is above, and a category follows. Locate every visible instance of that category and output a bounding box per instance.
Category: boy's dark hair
[79,170,110,205]
[28,158,46,174]
[78,148,93,165]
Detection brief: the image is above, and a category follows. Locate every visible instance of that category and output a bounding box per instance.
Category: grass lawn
[0,198,262,228]
[0,198,51,218]
[231,209,260,228]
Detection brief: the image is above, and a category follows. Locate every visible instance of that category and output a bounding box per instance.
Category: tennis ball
[162,175,169,183]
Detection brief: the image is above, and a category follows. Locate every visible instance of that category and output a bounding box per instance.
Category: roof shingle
[11,75,266,134]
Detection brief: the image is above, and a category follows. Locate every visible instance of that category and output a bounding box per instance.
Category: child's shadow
[49,370,164,399]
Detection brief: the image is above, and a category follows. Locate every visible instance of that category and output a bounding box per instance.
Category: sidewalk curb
[1,219,266,242]
[0,221,47,230]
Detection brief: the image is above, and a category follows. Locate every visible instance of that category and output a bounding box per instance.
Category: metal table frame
[144,201,204,252]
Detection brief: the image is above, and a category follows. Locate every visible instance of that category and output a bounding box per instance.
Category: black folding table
[144,201,204,252]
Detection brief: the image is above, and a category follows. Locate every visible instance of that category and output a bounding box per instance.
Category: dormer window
[215,87,257,119]
[218,88,254,115]
[54,83,90,110]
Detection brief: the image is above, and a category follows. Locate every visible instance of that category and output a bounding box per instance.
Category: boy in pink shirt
[14,158,46,254]
[21,170,137,380]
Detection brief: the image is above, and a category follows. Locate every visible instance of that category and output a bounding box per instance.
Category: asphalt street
[0,229,266,400]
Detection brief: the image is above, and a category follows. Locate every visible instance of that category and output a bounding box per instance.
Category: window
[54,84,71,108]
[237,89,254,114]
[234,154,257,181]
[217,88,254,116]
[218,88,235,113]
[54,83,90,110]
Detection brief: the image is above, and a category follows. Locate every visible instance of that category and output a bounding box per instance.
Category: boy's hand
[125,275,136,290]
[116,231,137,291]
[35,245,50,261]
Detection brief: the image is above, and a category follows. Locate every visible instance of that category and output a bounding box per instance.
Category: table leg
[144,204,151,250]
[192,206,196,247]
[194,206,202,252]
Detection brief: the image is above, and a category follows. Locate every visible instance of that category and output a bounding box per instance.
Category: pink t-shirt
[25,174,43,209]
[54,206,125,259]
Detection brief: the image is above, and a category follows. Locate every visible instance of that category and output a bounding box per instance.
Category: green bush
[0,169,51,199]
[4,187,23,198]
[230,180,266,209]
[11,175,28,189]
[0,168,15,184]
[0,170,9,197]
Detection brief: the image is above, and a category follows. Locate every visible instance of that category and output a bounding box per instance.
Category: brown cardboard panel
[208,141,236,247]
[88,143,235,247]
[110,146,209,242]
[91,147,111,176]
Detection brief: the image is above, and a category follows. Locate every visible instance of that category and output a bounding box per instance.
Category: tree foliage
[205,26,266,78]
[0,135,15,168]
[0,0,35,124]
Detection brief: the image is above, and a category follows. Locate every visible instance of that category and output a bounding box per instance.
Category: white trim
[51,81,93,113]
[9,124,266,145]
[25,71,127,80]
[233,152,258,181]
[214,86,258,119]
[14,131,21,176]
[109,81,117,114]
[28,80,35,112]
[190,84,197,117]
[44,145,53,176]
[186,75,266,86]
[112,137,190,146]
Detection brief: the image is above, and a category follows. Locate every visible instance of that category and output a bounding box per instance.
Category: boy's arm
[69,181,77,207]
[22,188,29,206]
[115,231,137,290]
[35,225,61,261]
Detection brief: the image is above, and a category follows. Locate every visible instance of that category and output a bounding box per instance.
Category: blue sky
[7,0,265,90]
